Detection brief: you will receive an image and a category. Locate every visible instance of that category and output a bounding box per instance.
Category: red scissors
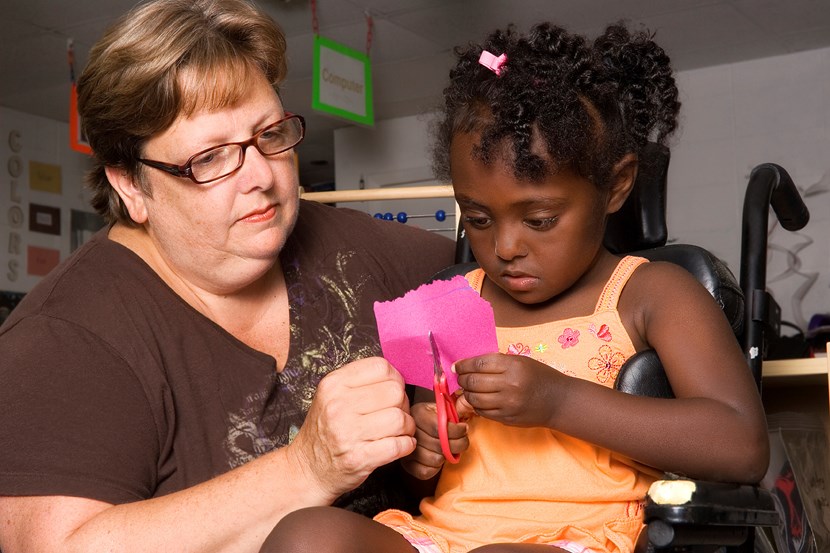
[429,331,460,464]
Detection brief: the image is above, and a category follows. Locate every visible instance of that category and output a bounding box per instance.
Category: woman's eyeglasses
[137,113,305,184]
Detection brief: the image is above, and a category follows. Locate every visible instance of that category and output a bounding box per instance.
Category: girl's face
[450,132,611,306]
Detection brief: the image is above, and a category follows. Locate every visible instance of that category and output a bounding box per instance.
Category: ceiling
[2,0,830,188]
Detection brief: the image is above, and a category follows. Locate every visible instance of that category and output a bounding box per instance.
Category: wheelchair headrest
[603,142,670,255]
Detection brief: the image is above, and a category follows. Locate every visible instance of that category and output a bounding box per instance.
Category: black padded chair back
[603,142,670,254]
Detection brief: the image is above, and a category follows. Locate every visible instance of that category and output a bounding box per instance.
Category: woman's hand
[288,357,417,502]
[400,402,469,480]
[454,353,564,428]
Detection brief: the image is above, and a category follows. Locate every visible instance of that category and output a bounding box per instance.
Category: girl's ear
[105,166,149,224]
[605,153,638,214]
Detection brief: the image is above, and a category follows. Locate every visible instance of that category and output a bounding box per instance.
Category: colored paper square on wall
[27,246,60,277]
[29,204,61,235]
[29,161,62,194]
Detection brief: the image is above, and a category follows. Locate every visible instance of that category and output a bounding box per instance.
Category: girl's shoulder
[620,258,726,349]
[624,258,714,309]
[630,257,704,288]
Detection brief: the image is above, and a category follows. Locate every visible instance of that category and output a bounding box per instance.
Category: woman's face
[450,132,609,305]
[131,72,300,294]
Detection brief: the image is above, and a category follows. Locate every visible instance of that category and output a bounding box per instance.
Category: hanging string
[365,11,373,57]
[67,38,76,84]
[310,0,319,35]
[309,0,373,57]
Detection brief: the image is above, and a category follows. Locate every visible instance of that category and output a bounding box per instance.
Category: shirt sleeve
[0,315,161,504]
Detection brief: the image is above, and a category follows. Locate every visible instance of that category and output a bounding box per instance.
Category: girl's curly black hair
[432,21,680,191]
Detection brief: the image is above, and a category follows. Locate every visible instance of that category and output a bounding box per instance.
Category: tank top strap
[594,256,649,312]
[465,268,486,293]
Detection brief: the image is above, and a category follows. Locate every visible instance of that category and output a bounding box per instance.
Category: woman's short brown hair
[77,0,288,226]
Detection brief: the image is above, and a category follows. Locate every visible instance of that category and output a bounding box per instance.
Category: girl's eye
[463,215,491,229]
[525,217,558,230]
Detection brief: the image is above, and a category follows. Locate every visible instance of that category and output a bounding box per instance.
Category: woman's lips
[240,204,277,223]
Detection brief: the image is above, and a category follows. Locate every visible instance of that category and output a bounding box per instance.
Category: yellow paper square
[29,161,62,194]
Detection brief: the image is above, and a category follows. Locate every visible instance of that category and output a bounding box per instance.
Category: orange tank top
[376,256,660,553]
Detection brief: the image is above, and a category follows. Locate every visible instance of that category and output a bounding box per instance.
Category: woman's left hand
[454,353,563,428]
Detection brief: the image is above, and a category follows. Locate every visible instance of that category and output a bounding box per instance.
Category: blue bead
[435,209,446,222]
[373,213,383,219]
[396,212,408,223]
[383,212,394,220]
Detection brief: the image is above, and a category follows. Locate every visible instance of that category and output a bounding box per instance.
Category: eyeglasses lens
[189,117,303,183]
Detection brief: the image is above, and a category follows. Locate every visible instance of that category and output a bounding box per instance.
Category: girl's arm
[455,262,769,483]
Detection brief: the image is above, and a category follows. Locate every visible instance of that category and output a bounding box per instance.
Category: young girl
[261,21,769,553]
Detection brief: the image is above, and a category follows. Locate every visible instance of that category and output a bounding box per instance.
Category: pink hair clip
[478,50,507,76]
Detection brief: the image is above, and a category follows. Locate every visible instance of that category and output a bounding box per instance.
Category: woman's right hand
[288,357,417,502]
[400,402,469,480]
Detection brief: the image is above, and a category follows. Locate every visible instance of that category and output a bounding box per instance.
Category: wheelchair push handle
[749,163,809,231]
[739,163,810,385]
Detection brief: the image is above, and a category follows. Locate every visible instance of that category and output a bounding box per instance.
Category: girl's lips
[240,204,277,223]
[500,272,538,292]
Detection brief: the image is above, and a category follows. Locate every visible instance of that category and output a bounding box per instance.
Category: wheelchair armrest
[644,477,779,548]
[614,349,674,398]
[616,354,779,551]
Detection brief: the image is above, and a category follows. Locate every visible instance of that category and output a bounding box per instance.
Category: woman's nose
[236,145,277,192]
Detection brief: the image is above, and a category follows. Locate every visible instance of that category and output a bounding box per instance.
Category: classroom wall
[0,106,100,297]
[333,115,457,241]
[2,47,828,330]
[669,47,829,331]
[335,46,830,331]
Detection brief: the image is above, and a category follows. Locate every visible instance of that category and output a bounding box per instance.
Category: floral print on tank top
[491,256,647,388]
[505,325,627,385]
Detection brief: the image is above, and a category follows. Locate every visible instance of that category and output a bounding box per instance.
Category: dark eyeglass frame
[137,113,306,184]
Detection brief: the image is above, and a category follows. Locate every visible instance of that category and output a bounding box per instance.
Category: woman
[0,0,454,551]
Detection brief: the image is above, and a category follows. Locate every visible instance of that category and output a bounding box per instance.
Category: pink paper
[374,275,498,393]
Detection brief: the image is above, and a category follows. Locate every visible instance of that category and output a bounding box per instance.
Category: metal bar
[300,184,454,203]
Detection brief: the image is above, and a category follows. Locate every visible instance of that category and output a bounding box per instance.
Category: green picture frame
[312,35,374,126]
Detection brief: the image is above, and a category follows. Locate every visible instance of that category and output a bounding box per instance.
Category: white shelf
[763,356,828,379]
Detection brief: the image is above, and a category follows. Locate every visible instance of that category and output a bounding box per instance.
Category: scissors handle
[434,380,460,464]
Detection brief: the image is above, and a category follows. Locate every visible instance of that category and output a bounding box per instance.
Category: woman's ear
[605,153,638,214]
[105,166,149,224]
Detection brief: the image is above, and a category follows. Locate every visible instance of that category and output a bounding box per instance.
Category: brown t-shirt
[0,200,454,515]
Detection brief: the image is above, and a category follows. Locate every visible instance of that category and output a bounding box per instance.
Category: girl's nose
[494,227,527,261]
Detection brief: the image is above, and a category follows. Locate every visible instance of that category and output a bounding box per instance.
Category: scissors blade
[428,331,444,378]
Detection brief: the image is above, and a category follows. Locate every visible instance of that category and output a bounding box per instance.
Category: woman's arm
[0,358,416,553]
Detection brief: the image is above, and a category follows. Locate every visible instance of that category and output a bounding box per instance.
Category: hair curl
[433,22,680,190]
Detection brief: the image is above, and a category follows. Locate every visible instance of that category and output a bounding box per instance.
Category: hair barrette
[478,50,507,76]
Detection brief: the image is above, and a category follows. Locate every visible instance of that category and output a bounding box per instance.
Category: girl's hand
[400,402,469,480]
[454,390,476,420]
[454,353,563,428]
